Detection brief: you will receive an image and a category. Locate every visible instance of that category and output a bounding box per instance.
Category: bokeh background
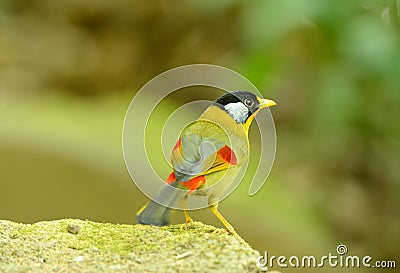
[1,0,399,272]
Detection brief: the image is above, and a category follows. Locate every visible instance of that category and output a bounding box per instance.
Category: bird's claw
[180,218,194,231]
[212,226,237,236]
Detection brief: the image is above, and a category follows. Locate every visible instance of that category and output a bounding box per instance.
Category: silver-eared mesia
[137,91,276,235]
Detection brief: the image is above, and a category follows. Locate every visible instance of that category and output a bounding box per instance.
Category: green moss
[0,219,275,273]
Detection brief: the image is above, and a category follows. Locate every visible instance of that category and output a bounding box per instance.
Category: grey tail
[136,182,182,226]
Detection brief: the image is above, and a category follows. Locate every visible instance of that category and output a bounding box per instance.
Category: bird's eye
[244,98,254,107]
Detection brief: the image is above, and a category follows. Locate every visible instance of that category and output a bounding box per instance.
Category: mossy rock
[0,219,273,273]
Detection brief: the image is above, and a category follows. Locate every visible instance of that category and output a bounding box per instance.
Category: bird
[136,90,276,235]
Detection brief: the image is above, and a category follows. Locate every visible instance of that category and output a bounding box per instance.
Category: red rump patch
[217,145,237,165]
[182,176,206,193]
[165,172,176,184]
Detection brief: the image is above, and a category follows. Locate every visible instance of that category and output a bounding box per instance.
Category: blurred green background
[1,0,399,272]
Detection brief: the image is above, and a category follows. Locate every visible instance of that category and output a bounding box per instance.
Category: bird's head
[214,90,276,133]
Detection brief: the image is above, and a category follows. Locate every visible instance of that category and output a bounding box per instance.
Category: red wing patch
[216,145,237,165]
[173,138,182,151]
[182,175,206,193]
[171,138,183,166]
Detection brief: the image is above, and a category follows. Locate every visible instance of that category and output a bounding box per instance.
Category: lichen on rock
[0,219,268,273]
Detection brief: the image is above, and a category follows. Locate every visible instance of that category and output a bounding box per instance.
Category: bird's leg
[180,194,193,231]
[209,203,236,235]
[183,209,193,224]
[182,194,193,224]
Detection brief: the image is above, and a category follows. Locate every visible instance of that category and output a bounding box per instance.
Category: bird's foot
[213,225,237,236]
[212,229,226,235]
[226,226,237,236]
[180,218,194,231]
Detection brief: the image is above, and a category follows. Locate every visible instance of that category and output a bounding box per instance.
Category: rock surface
[0,219,266,273]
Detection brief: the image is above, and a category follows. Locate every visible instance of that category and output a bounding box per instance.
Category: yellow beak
[257,98,277,109]
[243,97,277,134]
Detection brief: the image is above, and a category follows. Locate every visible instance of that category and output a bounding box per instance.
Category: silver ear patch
[224,102,248,123]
